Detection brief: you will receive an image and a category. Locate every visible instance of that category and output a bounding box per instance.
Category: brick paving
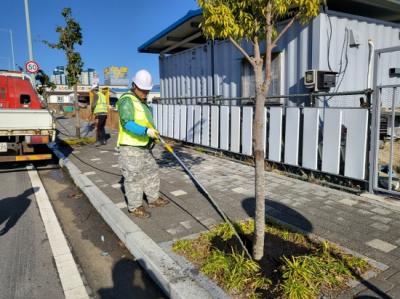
[57,118,400,298]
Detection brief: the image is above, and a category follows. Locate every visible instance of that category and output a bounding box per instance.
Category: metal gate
[370,46,400,196]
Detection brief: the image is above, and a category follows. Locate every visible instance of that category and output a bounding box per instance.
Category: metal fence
[370,46,400,196]
[151,90,372,182]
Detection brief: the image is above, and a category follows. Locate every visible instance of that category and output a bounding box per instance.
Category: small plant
[173,234,211,264]
[173,220,371,298]
[200,249,271,297]
[207,222,234,240]
[280,241,369,298]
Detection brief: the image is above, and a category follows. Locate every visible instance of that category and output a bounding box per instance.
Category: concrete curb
[49,143,215,299]
[160,237,230,299]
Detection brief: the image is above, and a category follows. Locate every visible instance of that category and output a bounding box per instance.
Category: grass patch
[172,219,371,299]
[63,137,96,146]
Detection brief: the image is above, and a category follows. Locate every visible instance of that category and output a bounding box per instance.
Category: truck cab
[0,70,55,162]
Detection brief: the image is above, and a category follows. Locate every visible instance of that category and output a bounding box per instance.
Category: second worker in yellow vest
[91,83,108,146]
[116,69,169,218]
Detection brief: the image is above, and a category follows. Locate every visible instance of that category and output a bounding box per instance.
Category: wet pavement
[56,117,400,298]
[37,165,166,299]
[0,163,64,299]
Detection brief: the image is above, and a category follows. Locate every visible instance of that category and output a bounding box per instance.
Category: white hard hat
[132,69,153,91]
[90,83,99,90]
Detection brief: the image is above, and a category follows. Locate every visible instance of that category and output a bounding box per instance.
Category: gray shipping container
[159,10,400,107]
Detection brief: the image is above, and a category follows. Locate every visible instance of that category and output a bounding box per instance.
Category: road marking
[371,207,392,216]
[166,226,185,236]
[112,183,122,189]
[170,189,187,196]
[111,164,119,168]
[232,187,248,194]
[338,198,358,206]
[26,165,89,299]
[90,158,101,161]
[180,220,192,229]
[366,239,397,253]
[370,222,390,232]
[83,171,96,176]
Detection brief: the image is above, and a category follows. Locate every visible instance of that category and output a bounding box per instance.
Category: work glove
[146,128,159,139]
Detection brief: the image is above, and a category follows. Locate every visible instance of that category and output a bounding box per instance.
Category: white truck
[0,71,56,162]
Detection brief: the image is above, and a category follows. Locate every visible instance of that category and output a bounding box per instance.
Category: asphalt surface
[37,165,166,299]
[0,163,64,299]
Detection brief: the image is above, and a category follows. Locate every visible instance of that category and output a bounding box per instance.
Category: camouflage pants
[119,146,160,211]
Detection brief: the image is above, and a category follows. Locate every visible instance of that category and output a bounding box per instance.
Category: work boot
[148,197,170,208]
[95,141,101,147]
[129,206,151,218]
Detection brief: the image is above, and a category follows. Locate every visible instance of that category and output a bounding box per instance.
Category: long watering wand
[156,134,252,260]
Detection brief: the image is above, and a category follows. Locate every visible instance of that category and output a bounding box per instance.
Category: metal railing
[153,89,373,108]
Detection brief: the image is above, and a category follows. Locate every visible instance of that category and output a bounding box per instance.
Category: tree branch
[271,14,299,48]
[229,37,255,67]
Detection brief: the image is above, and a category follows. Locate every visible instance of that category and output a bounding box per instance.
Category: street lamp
[24,0,34,62]
[23,0,35,86]
[0,28,15,70]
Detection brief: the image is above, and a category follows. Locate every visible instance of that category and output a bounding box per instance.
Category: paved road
[0,163,64,299]
[37,165,166,299]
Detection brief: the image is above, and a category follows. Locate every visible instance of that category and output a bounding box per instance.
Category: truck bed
[0,109,54,132]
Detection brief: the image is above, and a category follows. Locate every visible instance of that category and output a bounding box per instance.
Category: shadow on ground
[158,146,206,169]
[242,197,313,233]
[241,197,390,298]
[39,167,166,299]
[0,187,37,236]
[98,258,164,299]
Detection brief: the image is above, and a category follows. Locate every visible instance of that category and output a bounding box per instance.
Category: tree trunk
[74,83,80,138]
[252,62,266,261]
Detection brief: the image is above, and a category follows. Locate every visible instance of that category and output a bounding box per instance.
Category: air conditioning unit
[304,70,337,92]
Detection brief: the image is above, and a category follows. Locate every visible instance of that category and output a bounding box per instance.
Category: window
[0,88,5,99]
[20,94,31,104]
[241,52,281,98]
[57,96,63,103]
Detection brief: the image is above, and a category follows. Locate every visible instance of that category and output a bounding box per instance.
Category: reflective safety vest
[117,93,155,147]
[93,92,107,114]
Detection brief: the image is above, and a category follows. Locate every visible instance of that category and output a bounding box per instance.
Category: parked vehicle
[0,70,55,162]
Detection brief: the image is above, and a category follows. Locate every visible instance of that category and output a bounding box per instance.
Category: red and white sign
[25,60,40,74]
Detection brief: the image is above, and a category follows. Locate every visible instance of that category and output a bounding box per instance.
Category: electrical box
[349,29,360,47]
[389,68,400,77]
[304,70,338,92]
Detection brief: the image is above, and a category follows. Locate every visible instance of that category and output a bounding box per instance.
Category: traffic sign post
[25,60,39,74]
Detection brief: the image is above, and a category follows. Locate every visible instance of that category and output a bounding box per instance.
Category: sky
[0,0,200,84]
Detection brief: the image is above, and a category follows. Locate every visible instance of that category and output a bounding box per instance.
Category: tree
[44,7,83,137]
[198,0,319,260]
[35,70,56,105]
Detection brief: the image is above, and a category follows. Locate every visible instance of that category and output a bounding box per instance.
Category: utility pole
[23,0,35,85]
[10,30,15,71]
[0,29,15,70]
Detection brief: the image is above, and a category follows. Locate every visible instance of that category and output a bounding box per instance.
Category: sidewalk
[56,117,400,298]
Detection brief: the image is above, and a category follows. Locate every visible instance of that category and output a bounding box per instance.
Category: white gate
[152,92,371,182]
[370,46,400,196]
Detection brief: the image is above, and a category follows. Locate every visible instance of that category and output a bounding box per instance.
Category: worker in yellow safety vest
[116,69,169,218]
[91,83,108,146]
